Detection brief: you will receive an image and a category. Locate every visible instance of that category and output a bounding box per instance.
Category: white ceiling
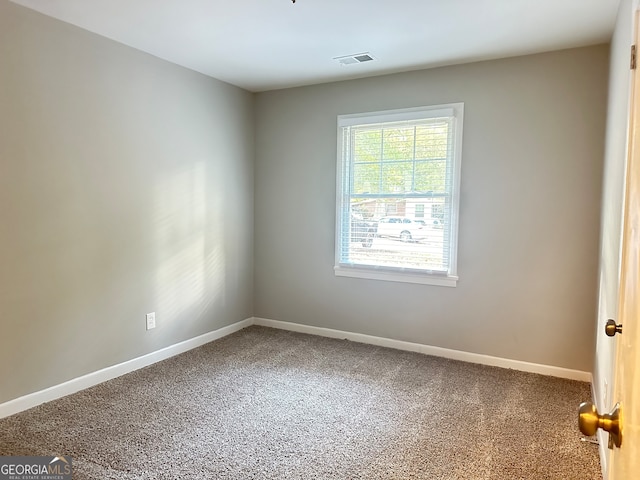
[11,0,620,92]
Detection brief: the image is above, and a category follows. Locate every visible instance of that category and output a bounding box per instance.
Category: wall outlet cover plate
[146,312,156,330]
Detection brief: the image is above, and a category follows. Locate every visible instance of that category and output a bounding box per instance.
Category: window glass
[335,104,464,286]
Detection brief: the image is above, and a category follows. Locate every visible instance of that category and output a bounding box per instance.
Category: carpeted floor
[0,326,600,479]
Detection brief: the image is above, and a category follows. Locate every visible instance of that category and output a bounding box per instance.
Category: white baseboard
[0,318,253,419]
[253,317,592,382]
[1,315,593,420]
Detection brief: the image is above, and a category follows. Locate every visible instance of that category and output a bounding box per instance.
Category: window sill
[334,265,458,287]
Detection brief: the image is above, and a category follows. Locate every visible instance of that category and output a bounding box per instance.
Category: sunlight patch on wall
[154,161,225,324]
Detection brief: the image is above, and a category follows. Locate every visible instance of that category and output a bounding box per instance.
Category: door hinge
[632,45,637,70]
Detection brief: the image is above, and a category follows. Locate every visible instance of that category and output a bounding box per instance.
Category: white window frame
[334,104,464,287]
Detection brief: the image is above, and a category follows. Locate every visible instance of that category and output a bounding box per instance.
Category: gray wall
[0,1,254,403]
[0,0,611,405]
[254,46,609,372]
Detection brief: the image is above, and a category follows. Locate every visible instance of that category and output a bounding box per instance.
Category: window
[335,104,463,286]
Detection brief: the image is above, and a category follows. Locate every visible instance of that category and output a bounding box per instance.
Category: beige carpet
[0,326,600,479]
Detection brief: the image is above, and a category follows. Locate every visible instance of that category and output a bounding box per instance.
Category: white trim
[597,429,609,479]
[448,104,464,278]
[337,105,458,127]
[253,317,592,382]
[591,380,609,480]
[334,265,457,287]
[334,103,464,286]
[1,315,593,419]
[0,318,253,419]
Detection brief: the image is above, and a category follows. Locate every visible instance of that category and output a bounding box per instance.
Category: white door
[609,12,640,478]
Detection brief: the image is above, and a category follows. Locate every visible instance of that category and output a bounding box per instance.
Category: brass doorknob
[578,402,622,448]
[605,319,623,336]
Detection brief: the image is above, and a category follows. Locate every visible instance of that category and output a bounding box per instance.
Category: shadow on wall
[154,161,226,329]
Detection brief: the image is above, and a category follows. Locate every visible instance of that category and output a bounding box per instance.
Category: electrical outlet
[146,312,156,330]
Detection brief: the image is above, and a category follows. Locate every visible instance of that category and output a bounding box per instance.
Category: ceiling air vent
[333,53,375,66]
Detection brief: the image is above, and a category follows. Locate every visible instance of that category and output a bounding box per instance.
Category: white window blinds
[335,104,463,286]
